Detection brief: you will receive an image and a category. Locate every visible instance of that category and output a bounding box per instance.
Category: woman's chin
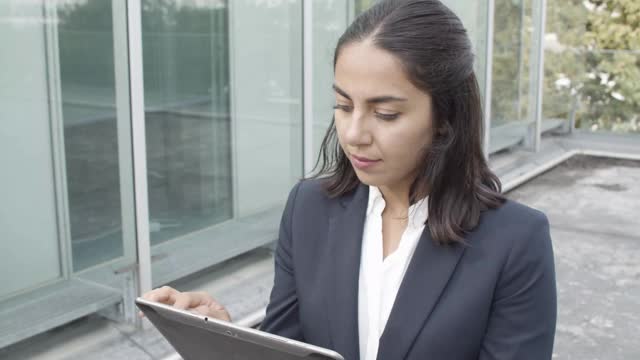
[353,170,385,187]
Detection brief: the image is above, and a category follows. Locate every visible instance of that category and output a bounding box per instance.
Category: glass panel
[355,0,377,15]
[230,0,302,217]
[492,0,527,128]
[0,0,134,293]
[442,0,491,98]
[142,1,233,244]
[488,0,534,152]
[491,0,560,153]
[0,1,62,299]
[57,0,129,271]
[312,1,351,159]
[142,0,302,253]
[542,0,587,129]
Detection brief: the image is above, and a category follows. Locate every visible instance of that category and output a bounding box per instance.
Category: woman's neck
[378,184,410,214]
[377,178,429,214]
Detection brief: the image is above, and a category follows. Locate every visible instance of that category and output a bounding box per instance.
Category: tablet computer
[136,297,344,360]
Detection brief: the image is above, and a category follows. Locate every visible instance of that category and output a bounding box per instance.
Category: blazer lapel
[326,183,369,360]
[377,227,467,360]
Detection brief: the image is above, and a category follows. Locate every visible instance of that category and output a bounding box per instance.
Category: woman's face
[333,41,435,191]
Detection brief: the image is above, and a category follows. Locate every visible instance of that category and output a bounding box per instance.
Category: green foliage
[541,0,589,125]
[585,0,640,50]
[544,0,640,132]
[492,0,639,132]
[491,0,528,127]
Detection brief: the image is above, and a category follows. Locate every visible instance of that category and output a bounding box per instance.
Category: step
[0,279,121,349]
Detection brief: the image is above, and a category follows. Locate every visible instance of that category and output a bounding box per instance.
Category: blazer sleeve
[258,181,305,341]
[478,212,557,360]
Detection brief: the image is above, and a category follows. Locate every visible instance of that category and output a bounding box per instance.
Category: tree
[544,0,639,132]
[580,0,640,131]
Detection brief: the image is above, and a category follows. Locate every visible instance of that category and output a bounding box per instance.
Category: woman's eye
[375,112,400,121]
[332,104,353,112]
[333,105,399,121]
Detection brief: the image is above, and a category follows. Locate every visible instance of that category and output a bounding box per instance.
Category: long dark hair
[312,0,505,246]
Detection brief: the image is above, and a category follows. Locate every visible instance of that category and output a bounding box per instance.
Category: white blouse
[357,186,429,360]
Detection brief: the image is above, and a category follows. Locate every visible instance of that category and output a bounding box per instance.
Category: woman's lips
[350,154,381,170]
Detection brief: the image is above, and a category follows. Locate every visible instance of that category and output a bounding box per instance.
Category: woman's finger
[142,286,177,304]
[208,306,232,322]
[173,291,199,310]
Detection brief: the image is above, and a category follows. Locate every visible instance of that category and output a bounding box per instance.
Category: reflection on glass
[57,0,125,271]
[313,0,350,158]
[491,0,527,128]
[229,0,302,217]
[542,0,588,128]
[441,0,491,98]
[142,0,303,245]
[355,0,376,15]
[142,1,232,245]
[488,0,540,152]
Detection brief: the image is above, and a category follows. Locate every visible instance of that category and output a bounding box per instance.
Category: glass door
[0,0,137,304]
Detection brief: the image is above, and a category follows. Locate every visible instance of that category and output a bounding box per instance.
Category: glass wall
[441,0,492,101]
[489,0,536,151]
[490,0,550,152]
[0,0,304,344]
[141,1,233,245]
[492,0,528,128]
[0,0,64,299]
[312,0,352,158]
[140,0,303,284]
[0,3,143,350]
[0,0,136,298]
[224,0,303,217]
[57,0,136,272]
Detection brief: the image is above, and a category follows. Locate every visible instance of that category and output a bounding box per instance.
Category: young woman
[143,0,557,359]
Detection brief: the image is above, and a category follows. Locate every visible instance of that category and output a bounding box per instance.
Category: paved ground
[2,154,639,359]
[507,155,640,359]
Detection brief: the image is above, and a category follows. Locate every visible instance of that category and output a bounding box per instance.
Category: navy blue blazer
[260,179,557,360]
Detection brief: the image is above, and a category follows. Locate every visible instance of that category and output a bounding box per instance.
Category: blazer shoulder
[482,198,548,228]
[472,199,551,259]
[294,177,344,208]
[296,177,330,198]
[281,178,332,217]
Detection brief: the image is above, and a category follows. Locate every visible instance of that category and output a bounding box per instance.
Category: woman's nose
[343,111,372,146]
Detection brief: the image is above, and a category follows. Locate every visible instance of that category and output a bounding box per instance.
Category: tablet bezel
[135,297,344,360]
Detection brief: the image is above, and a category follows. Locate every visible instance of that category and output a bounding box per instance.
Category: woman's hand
[141,286,231,322]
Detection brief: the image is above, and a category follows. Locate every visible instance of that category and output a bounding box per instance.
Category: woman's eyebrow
[332,84,408,104]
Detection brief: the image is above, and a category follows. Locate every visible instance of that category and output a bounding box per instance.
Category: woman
[143,0,557,359]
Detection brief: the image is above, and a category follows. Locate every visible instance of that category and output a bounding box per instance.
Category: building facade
[0,0,583,349]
